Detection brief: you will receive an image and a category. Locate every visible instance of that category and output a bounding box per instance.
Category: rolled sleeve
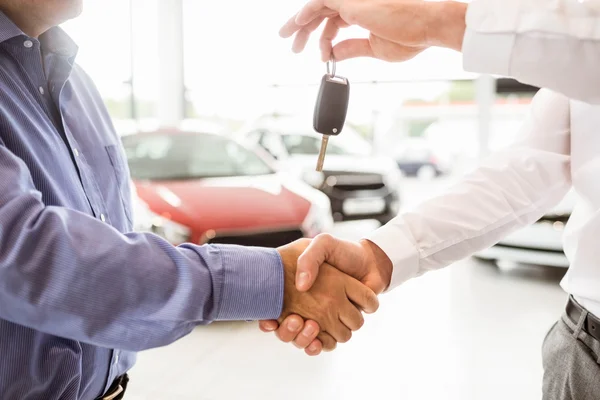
[215,245,284,321]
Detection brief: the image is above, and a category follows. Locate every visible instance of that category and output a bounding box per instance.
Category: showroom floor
[125,178,569,400]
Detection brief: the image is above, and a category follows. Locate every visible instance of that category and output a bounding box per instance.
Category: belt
[566,296,600,342]
[96,374,129,400]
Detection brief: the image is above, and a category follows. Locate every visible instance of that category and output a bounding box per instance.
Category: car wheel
[417,165,437,180]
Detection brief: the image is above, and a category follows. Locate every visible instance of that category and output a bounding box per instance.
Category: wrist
[359,239,393,294]
[426,1,467,51]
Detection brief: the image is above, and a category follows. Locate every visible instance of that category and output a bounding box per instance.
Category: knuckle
[316,233,334,246]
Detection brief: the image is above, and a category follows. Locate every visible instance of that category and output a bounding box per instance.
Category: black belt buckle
[98,374,129,400]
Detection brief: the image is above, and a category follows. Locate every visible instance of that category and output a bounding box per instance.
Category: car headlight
[149,214,191,245]
[302,194,334,237]
[301,170,325,189]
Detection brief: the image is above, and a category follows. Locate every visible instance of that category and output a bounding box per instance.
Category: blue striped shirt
[0,12,284,400]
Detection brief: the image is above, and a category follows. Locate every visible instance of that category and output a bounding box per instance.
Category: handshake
[262,234,393,356]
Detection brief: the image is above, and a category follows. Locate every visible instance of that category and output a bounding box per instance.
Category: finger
[296,233,337,291]
[280,13,302,38]
[259,320,279,332]
[305,339,323,356]
[295,0,326,26]
[320,16,348,62]
[317,332,337,351]
[345,278,380,314]
[332,39,375,61]
[275,315,305,343]
[327,320,352,344]
[338,304,365,332]
[292,15,326,54]
[293,320,320,349]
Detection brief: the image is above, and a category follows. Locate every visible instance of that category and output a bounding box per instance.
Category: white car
[475,191,575,268]
[236,116,403,224]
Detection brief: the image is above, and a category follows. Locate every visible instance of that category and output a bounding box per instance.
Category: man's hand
[259,235,393,355]
[267,239,380,353]
[280,0,467,62]
[296,234,393,294]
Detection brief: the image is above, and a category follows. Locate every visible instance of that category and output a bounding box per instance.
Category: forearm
[0,203,283,351]
[0,146,283,351]
[367,90,572,289]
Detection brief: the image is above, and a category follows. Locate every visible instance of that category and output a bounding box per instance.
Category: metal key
[313,57,350,171]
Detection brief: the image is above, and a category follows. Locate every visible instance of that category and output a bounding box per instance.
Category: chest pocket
[105,144,133,227]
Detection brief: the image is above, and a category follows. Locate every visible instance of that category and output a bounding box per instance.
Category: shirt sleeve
[366,89,572,290]
[462,0,600,104]
[0,144,284,352]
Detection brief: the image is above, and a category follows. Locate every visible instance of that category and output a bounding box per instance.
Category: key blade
[316,135,329,171]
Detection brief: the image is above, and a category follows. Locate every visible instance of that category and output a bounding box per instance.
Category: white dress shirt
[368,89,600,316]
[462,0,600,104]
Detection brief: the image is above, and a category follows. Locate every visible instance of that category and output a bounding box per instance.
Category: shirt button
[114,352,120,364]
[73,148,79,157]
[38,86,44,95]
[23,40,33,48]
[100,214,106,222]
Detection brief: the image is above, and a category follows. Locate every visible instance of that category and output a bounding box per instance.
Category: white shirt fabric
[461,0,600,104]
[367,89,600,315]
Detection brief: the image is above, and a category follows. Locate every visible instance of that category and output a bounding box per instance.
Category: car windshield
[122,133,273,180]
[281,132,371,157]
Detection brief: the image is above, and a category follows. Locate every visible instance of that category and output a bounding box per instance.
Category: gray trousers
[543,311,600,399]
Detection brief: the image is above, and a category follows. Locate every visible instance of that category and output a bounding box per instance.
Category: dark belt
[96,374,129,400]
[566,296,600,342]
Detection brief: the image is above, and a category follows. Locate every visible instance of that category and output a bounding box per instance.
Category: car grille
[206,229,304,248]
[324,172,385,192]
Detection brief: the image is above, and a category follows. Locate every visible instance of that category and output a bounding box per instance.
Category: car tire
[417,165,437,180]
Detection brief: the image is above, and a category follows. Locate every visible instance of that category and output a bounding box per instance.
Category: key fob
[313,74,350,136]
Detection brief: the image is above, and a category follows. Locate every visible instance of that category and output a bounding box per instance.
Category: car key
[313,56,350,171]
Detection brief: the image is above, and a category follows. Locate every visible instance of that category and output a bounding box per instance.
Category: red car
[122,130,333,247]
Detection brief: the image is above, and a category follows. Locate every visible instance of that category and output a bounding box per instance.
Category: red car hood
[135,174,311,241]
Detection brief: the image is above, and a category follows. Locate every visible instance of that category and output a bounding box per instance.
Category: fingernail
[264,323,276,332]
[287,319,301,332]
[297,272,309,289]
[302,325,315,337]
[308,343,319,353]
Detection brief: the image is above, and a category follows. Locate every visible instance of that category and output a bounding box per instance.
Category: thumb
[296,233,348,292]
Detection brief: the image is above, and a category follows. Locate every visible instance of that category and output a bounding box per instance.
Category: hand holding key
[313,57,350,171]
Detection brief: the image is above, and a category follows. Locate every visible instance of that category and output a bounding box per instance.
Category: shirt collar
[0,10,78,58]
[39,27,78,58]
[0,10,26,43]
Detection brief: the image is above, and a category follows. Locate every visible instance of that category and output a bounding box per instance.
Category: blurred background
[64,1,570,399]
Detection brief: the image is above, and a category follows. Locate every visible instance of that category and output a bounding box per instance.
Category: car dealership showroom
[1,0,589,399]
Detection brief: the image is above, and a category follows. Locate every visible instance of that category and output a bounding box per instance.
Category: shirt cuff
[364,221,420,292]
[462,29,516,77]
[214,245,284,321]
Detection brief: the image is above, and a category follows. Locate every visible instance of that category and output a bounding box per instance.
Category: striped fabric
[0,12,283,400]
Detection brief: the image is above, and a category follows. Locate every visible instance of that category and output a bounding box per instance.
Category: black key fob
[313,73,350,136]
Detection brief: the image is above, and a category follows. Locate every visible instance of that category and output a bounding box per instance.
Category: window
[259,132,287,160]
[123,133,273,180]
[281,134,367,156]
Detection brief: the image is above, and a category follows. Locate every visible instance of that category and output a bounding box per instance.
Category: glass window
[259,132,287,159]
[281,134,368,156]
[123,133,273,180]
